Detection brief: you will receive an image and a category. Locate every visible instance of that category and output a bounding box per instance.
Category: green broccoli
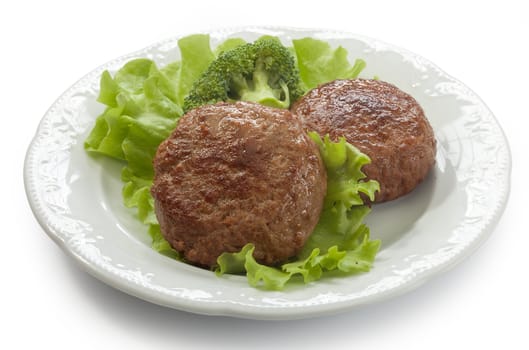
[183,38,304,112]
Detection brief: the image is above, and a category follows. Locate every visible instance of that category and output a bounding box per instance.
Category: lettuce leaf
[214,38,247,55]
[292,37,366,90]
[216,133,380,290]
[85,34,214,159]
[84,59,182,160]
[174,34,216,106]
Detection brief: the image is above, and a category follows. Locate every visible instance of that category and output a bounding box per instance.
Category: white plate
[24,26,511,320]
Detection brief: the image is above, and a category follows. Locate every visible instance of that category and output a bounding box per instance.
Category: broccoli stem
[238,60,290,109]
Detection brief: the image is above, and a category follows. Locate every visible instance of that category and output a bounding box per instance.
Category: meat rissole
[291,79,436,203]
[151,101,327,268]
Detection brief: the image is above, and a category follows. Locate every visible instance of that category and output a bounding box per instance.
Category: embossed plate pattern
[24,27,511,320]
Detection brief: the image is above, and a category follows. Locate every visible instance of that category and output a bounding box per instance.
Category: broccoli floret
[183,38,304,112]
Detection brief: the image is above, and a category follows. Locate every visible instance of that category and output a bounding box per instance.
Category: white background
[2,0,527,349]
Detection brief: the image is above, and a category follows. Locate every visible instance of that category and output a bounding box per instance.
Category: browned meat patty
[291,79,436,203]
[151,101,327,268]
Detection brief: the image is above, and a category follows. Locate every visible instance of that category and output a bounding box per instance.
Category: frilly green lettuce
[292,37,366,90]
[85,34,214,160]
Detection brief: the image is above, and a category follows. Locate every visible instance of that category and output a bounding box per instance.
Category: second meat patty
[291,79,436,202]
